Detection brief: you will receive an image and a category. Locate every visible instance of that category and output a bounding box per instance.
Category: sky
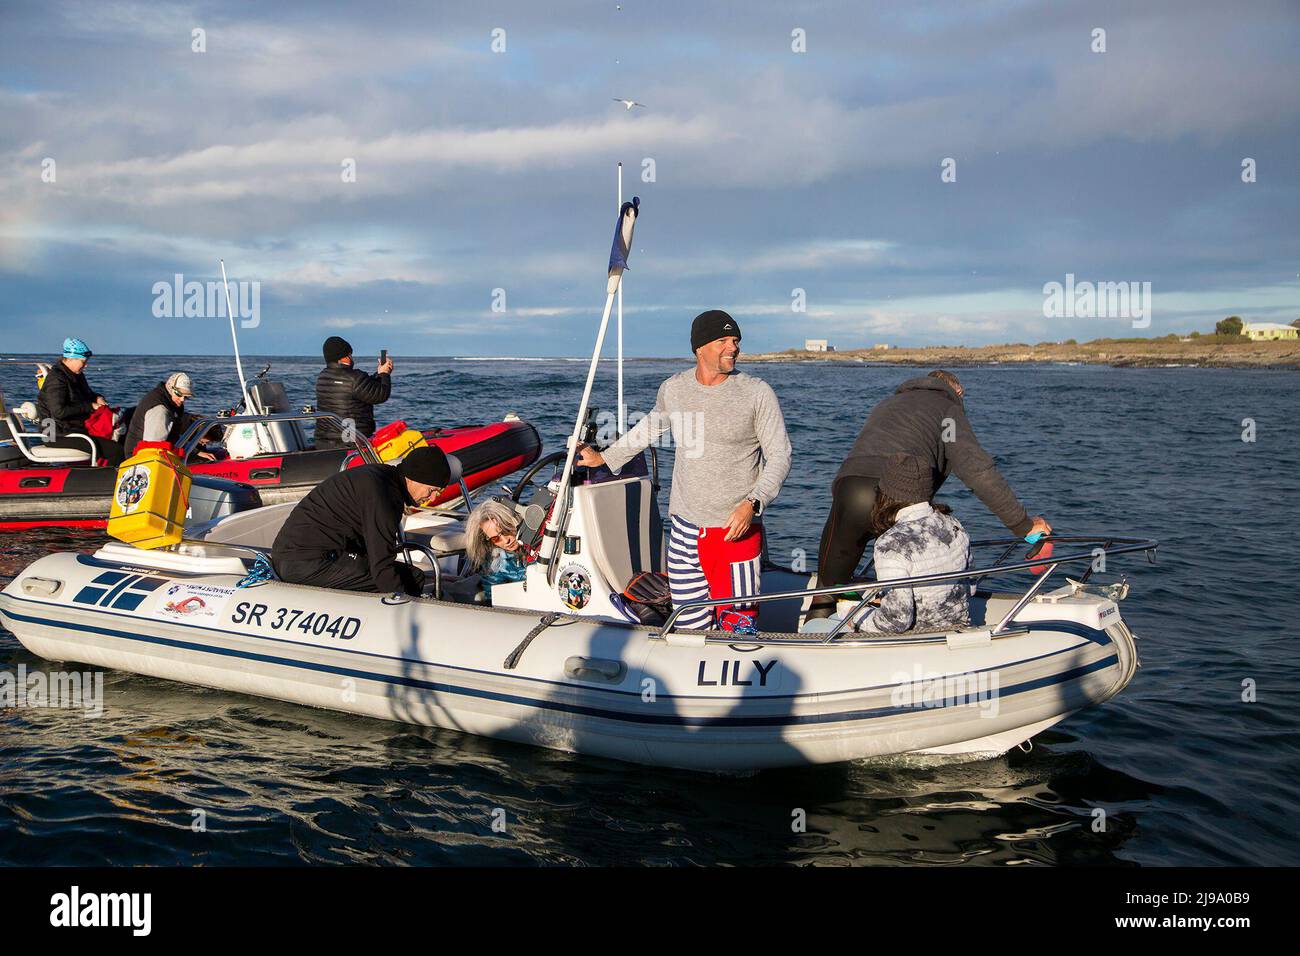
[1,0,1298,357]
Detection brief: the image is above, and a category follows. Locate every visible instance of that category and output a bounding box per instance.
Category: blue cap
[62,337,93,359]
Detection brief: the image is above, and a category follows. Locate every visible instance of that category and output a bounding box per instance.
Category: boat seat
[407,527,466,554]
[403,511,467,555]
[26,443,93,463]
[5,410,94,464]
[189,500,298,548]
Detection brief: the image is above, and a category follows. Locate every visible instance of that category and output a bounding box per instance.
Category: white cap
[166,372,195,397]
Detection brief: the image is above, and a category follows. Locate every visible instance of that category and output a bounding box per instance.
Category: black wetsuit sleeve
[947,404,1033,537]
[352,371,391,407]
[361,490,406,594]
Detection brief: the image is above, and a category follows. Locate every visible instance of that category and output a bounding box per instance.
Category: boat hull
[0,552,1138,770]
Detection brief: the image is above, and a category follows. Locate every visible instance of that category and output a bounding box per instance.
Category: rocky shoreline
[741,339,1300,370]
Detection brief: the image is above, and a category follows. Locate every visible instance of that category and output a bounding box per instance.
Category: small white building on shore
[804,339,829,352]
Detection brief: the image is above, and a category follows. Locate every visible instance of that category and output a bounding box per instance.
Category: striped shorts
[665,514,762,630]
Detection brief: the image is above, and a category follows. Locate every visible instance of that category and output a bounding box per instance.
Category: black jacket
[123,382,199,455]
[35,361,99,438]
[315,362,391,443]
[271,464,413,593]
[835,377,1032,536]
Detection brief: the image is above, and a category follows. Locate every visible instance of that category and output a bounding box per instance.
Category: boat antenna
[219,259,254,412]
[616,162,626,435]
[540,195,640,575]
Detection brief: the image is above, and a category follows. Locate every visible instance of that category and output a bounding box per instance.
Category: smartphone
[379,349,389,364]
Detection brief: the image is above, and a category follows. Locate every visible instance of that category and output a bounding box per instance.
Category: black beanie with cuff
[690,310,741,352]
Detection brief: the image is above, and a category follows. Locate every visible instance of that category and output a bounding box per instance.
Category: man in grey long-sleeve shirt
[578,310,791,632]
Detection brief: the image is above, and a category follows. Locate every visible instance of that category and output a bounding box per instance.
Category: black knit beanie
[323,336,353,363]
[398,446,451,488]
[690,310,741,352]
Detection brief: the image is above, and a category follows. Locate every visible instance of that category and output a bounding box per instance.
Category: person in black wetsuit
[271,446,452,595]
[809,370,1051,620]
[35,337,125,467]
[314,335,393,449]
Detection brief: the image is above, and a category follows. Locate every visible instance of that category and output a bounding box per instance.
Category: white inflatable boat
[0,203,1159,770]
[0,463,1156,770]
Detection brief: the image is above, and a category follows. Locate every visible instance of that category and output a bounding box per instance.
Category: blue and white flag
[607,196,639,292]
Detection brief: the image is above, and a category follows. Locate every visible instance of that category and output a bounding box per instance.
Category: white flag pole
[219,259,253,412]
[542,284,620,576]
[541,199,638,576]
[616,162,626,435]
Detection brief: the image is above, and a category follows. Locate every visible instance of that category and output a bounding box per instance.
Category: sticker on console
[114,465,150,513]
[557,563,592,611]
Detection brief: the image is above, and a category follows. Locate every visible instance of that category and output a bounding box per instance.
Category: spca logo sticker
[557,564,592,611]
[115,466,150,511]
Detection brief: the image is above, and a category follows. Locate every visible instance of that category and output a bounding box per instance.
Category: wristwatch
[747,497,762,516]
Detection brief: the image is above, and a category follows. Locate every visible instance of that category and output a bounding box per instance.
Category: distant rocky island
[743,337,1300,370]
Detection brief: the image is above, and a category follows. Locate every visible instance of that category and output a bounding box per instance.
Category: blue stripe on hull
[0,590,1111,701]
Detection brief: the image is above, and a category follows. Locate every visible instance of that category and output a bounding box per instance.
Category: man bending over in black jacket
[271,446,451,596]
[808,369,1051,620]
[314,335,393,448]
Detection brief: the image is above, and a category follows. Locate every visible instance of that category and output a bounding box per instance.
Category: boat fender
[946,628,993,649]
[504,612,562,670]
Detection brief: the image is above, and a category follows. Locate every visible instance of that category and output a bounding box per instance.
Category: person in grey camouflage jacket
[856,455,971,634]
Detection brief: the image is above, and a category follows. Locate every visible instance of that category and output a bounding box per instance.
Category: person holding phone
[314,336,393,448]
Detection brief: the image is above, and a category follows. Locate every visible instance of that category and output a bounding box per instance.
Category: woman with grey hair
[465,497,529,601]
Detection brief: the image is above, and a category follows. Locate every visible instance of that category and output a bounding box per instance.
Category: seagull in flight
[613,98,646,110]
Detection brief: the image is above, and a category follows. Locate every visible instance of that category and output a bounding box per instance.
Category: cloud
[0,0,1296,355]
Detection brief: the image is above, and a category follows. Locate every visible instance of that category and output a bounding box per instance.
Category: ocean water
[1,355,1297,866]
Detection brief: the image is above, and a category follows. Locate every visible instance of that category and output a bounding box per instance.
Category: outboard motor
[223,379,311,458]
[187,475,262,525]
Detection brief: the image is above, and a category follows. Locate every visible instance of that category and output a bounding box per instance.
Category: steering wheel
[509,450,569,503]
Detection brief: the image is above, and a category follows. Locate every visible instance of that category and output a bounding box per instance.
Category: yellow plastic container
[107,445,192,549]
[374,427,428,463]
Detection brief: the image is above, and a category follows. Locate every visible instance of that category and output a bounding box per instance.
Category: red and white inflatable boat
[1,377,541,531]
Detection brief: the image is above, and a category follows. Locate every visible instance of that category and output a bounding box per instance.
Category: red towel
[83,404,116,439]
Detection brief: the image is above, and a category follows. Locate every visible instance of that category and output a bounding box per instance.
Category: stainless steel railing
[175,411,385,466]
[655,535,1157,643]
